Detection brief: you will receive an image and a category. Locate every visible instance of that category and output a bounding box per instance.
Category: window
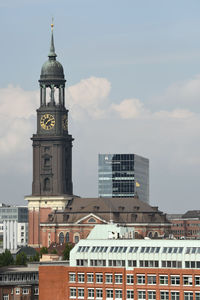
[170,275,180,285]
[115,290,122,299]
[115,274,122,284]
[69,273,76,282]
[106,289,113,299]
[127,274,134,284]
[195,276,200,285]
[127,290,134,299]
[88,289,94,299]
[15,288,20,295]
[171,292,180,300]
[22,288,29,295]
[78,273,85,283]
[195,293,200,300]
[74,235,79,243]
[138,291,146,299]
[34,287,39,295]
[147,275,156,285]
[160,291,169,300]
[137,275,145,284]
[148,291,156,300]
[66,232,69,243]
[184,292,193,300]
[183,275,193,286]
[70,288,76,298]
[106,274,113,284]
[3,295,9,300]
[96,289,103,299]
[96,273,103,283]
[59,232,64,244]
[159,275,168,285]
[78,288,84,298]
[87,273,94,283]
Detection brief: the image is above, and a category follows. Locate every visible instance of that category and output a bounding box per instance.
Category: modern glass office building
[98,154,149,203]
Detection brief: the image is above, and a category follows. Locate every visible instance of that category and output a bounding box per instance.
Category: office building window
[160,291,169,300]
[127,274,134,284]
[78,273,85,283]
[183,275,193,286]
[88,289,94,299]
[195,276,200,286]
[69,273,76,282]
[34,287,39,295]
[3,295,9,300]
[184,292,193,300]
[22,288,29,295]
[15,288,20,295]
[96,273,103,283]
[70,288,76,298]
[78,288,84,299]
[137,275,145,284]
[195,293,200,300]
[170,276,180,285]
[87,273,94,283]
[138,290,146,299]
[106,274,113,284]
[106,289,113,299]
[171,292,180,300]
[159,275,168,285]
[127,290,134,299]
[96,289,103,299]
[148,291,156,300]
[115,274,123,284]
[115,290,122,299]
[147,275,156,285]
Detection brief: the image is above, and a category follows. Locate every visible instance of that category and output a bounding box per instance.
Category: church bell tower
[26,23,74,247]
[32,23,73,196]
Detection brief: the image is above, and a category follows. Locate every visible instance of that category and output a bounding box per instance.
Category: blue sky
[1,0,200,213]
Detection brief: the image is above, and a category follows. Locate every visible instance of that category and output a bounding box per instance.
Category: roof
[46,197,169,225]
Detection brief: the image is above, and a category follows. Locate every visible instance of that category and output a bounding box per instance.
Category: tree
[62,243,73,260]
[40,247,48,257]
[0,249,14,266]
[32,252,40,262]
[15,252,27,265]
[51,249,57,254]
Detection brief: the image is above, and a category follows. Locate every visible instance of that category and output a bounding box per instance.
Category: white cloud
[1,76,200,212]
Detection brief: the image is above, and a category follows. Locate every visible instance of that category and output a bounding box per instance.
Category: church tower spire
[31,23,74,196]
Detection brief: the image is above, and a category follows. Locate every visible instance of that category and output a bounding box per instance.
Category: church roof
[46,197,169,225]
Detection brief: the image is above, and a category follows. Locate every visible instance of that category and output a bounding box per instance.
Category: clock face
[40,114,55,130]
[62,115,68,130]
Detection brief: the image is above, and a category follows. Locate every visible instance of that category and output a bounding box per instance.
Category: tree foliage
[15,252,27,265]
[40,247,48,256]
[0,249,14,266]
[62,243,73,260]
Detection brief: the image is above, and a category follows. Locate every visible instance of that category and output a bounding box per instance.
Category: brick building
[39,225,200,300]
[0,265,39,300]
[168,211,200,239]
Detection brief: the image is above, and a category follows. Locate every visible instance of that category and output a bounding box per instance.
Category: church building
[26,24,170,248]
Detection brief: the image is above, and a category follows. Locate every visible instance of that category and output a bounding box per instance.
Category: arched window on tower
[59,232,64,244]
[44,178,50,191]
[66,232,69,243]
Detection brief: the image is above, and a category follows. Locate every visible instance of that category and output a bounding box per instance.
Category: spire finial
[48,17,57,60]
[51,17,54,32]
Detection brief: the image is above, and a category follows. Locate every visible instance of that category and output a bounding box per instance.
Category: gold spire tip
[51,17,54,31]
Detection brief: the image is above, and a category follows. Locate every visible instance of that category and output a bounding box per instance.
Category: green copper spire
[48,19,57,60]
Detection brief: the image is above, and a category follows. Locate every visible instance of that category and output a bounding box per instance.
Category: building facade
[168,211,200,239]
[0,205,28,250]
[98,154,149,203]
[39,226,200,300]
[0,265,39,300]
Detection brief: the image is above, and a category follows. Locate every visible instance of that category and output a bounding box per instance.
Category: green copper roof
[40,25,65,82]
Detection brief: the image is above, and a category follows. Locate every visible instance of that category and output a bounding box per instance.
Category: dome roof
[40,59,64,80]
[40,26,65,82]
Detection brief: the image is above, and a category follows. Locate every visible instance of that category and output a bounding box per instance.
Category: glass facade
[98,154,149,203]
